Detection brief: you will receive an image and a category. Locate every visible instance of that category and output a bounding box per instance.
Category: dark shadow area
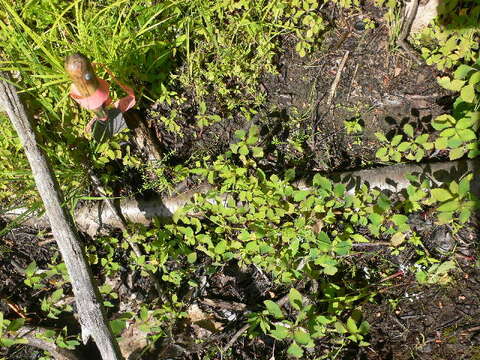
[436,0,480,30]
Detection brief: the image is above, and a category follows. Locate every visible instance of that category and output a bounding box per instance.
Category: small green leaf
[437,199,459,212]
[287,342,304,358]
[435,137,448,150]
[0,338,16,347]
[368,213,383,225]
[234,129,246,139]
[313,174,332,191]
[375,132,388,142]
[294,330,311,345]
[317,232,332,252]
[431,188,453,202]
[252,147,263,158]
[403,124,414,137]
[415,148,425,162]
[455,117,477,130]
[454,64,475,79]
[458,176,471,198]
[110,319,126,336]
[293,190,310,202]
[351,234,369,243]
[335,321,347,334]
[270,325,290,340]
[214,240,227,255]
[460,84,476,103]
[397,142,411,152]
[416,270,428,284]
[432,114,455,130]
[436,260,456,274]
[469,71,480,85]
[6,318,25,332]
[375,147,388,159]
[24,261,37,277]
[457,129,476,142]
[391,134,403,146]
[415,134,429,144]
[447,136,463,149]
[323,265,338,275]
[187,252,197,264]
[238,145,249,156]
[346,317,358,333]
[264,300,284,319]
[438,77,466,91]
[359,321,370,334]
[449,147,466,160]
[288,288,303,311]
[334,184,345,197]
[441,128,456,138]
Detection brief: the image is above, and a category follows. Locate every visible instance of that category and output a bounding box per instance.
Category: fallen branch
[4,160,479,236]
[14,326,83,360]
[0,72,123,360]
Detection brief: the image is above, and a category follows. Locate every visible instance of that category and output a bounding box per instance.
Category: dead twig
[222,323,250,353]
[346,63,359,102]
[397,0,423,64]
[326,50,350,107]
[14,326,84,360]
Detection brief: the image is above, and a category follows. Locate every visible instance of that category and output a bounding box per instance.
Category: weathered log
[3,159,479,237]
[0,72,123,360]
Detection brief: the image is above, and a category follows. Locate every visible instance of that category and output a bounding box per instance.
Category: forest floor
[1,2,479,360]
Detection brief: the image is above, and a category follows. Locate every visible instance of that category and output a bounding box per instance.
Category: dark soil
[1,2,479,360]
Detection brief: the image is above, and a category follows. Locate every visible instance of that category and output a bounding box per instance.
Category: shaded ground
[149,2,450,178]
[1,2,479,360]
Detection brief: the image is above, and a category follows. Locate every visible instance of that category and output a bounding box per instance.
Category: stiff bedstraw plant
[149,125,466,357]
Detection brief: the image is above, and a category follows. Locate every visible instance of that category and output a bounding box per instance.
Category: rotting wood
[124,111,163,161]
[4,160,480,236]
[0,72,124,360]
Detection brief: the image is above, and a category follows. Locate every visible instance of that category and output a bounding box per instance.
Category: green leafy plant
[0,313,27,348]
[427,174,476,225]
[418,1,480,70]
[254,289,370,358]
[375,124,434,163]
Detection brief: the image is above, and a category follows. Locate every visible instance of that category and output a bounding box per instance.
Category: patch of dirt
[0,225,56,313]
[261,3,450,173]
[148,3,451,179]
[364,265,480,360]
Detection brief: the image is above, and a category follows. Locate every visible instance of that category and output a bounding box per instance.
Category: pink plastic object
[69,64,136,113]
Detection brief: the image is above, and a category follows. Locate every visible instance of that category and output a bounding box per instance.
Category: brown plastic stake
[65,53,99,97]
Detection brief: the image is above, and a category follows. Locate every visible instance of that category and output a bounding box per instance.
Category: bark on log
[0,73,123,360]
[77,158,480,236]
[3,159,479,236]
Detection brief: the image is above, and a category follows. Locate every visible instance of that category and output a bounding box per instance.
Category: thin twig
[222,323,249,352]
[346,63,359,102]
[326,50,350,107]
[15,326,84,360]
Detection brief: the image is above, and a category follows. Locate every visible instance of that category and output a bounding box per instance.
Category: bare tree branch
[0,72,124,360]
